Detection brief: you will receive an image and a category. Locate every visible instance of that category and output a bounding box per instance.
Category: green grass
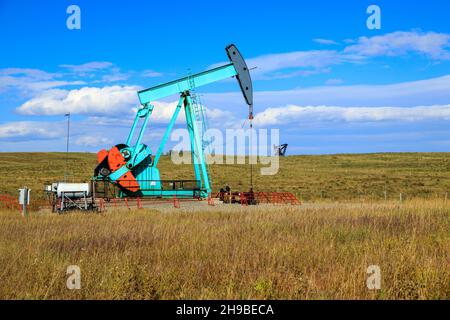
[1,152,450,201]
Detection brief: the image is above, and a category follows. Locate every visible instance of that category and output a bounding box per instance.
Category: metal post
[250,120,253,191]
[23,188,28,216]
[65,112,71,182]
[19,187,30,216]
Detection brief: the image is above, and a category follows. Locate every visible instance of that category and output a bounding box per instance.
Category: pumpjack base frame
[92,179,209,200]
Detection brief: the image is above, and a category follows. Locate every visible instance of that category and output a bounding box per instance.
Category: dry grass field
[0,152,449,300]
[0,200,448,299]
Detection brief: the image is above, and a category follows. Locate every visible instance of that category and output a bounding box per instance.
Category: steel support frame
[125,93,211,197]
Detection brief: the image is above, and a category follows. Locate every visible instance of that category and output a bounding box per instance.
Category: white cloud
[0,77,85,93]
[135,100,237,127]
[150,101,186,122]
[252,50,338,69]
[0,121,63,140]
[4,30,448,98]
[203,74,450,113]
[83,116,134,127]
[0,119,129,149]
[0,68,58,80]
[75,136,112,147]
[16,86,141,116]
[253,104,450,126]
[0,63,130,96]
[142,70,163,78]
[16,85,239,130]
[343,39,356,44]
[59,61,113,73]
[344,31,450,59]
[99,67,131,83]
[60,62,134,84]
[60,62,161,83]
[209,30,450,81]
[325,78,344,85]
[211,50,354,80]
[314,38,339,45]
[0,68,84,93]
[243,50,346,80]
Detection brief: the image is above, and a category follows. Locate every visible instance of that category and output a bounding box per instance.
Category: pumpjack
[94,44,253,199]
[275,144,288,156]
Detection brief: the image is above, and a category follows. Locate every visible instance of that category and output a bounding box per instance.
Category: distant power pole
[64,112,71,182]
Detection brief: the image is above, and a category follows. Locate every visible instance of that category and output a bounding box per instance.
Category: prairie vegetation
[0,152,448,299]
[1,152,450,201]
[0,200,448,299]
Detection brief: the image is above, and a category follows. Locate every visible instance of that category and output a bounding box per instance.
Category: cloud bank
[16,86,141,116]
[0,121,64,140]
[253,104,450,126]
[203,75,450,112]
[210,30,450,80]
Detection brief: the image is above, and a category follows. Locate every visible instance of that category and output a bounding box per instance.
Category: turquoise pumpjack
[93,44,253,199]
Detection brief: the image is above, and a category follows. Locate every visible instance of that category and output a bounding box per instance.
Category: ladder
[187,71,214,189]
[191,93,212,150]
[191,93,214,187]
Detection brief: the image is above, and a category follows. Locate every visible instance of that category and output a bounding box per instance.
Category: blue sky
[1,0,450,154]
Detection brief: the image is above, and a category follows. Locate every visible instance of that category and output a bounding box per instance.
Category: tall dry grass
[0,199,448,300]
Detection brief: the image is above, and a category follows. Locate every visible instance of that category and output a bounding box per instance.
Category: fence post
[384,191,387,201]
[208,194,215,206]
[240,194,248,206]
[173,195,180,208]
[399,193,403,203]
